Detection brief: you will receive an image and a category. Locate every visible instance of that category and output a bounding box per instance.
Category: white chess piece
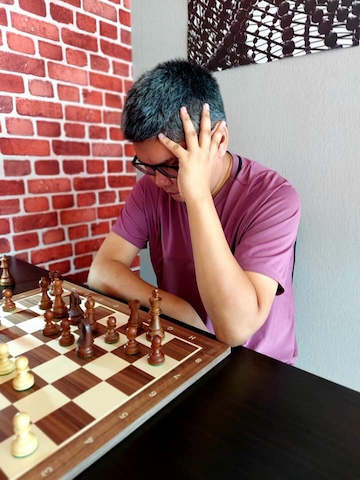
[0,342,15,375]
[12,356,35,391]
[11,411,38,457]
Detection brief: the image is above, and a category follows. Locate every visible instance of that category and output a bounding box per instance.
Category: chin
[169,192,184,202]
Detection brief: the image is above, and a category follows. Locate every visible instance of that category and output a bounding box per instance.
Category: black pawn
[124,324,140,355]
[105,316,120,344]
[43,310,61,337]
[59,317,75,346]
[147,335,165,366]
[2,288,16,312]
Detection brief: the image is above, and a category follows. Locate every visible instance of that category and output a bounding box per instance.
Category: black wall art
[188,0,360,71]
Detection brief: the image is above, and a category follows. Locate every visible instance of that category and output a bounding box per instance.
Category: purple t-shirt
[112,155,301,364]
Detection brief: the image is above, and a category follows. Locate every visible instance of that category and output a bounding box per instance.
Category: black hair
[121,59,226,143]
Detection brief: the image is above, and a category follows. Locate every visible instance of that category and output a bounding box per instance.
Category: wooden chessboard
[0,281,230,479]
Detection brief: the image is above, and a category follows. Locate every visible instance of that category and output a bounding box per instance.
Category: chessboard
[0,280,230,480]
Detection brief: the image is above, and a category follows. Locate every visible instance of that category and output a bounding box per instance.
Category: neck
[212,152,233,198]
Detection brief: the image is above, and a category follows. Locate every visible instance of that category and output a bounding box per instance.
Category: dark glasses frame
[132,156,179,179]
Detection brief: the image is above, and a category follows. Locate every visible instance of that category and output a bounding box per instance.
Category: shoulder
[237,156,300,206]
[238,157,290,184]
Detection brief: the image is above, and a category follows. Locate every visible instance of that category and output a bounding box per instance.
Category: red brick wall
[0,0,137,285]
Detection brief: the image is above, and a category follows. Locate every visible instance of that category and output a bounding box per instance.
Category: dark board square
[52,368,101,399]
[0,405,18,442]
[107,364,154,396]
[4,309,39,325]
[0,374,47,404]
[65,344,107,367]
[162,337,198,361]
[25,343,61,368]
[111,342,150,364]
[17,295,42,309]
[36,401,95,445]
[0,325,26,343]
[93,305,116,321]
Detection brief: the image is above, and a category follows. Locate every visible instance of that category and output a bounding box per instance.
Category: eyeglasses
[132,156,179,179]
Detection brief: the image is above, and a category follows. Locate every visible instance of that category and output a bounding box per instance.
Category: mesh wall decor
[188,0,360,70]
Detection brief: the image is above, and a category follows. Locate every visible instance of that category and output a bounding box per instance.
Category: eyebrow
[140,157,178,166]
[161,158,178,165]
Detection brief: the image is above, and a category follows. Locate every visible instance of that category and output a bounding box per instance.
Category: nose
[153,170,173,187]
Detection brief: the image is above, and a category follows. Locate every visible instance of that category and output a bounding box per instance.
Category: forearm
[186,196,267,345]
[88,258,152,305]
[88,259,207,332]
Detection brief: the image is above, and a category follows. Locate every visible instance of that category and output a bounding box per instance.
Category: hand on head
[158,103,228,202]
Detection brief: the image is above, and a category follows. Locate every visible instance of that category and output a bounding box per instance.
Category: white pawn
[12,356,35,391]
[11,411,38,457]
[0,342,15,375]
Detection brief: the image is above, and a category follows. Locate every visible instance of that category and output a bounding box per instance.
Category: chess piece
[124,324,140,355]
[0,342,15,375]
[52,278,68,320]
[146,289,164,342]
[68,290,84,325]
[76,316,94,359]
[85,295,97,332]
[12,356,35,391]
[48,270,60,296]
[38,276,52,310]
[2,288,16,312]
[0,255,15,287]
[11,411,38,458]
[104,316,120,344]
[128,299,142,331]
[59,317,75,346]
[42,309,61,337]
[147,335,165,366]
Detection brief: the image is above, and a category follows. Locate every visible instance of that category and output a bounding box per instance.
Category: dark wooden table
[3,257,360,479]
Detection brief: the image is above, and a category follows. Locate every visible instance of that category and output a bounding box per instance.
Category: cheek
[150,174,177,187]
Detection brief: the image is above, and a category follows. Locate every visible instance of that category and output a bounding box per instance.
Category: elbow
[214,323,252,348]
[216,331,251,348]
[214,314,266,348]
[87,266,101,292]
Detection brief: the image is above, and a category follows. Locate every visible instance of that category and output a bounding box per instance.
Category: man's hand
[158,104,227,201]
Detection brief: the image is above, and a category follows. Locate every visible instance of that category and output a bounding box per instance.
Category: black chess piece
[147,335,165,366]
[42,310,61,337]
[124,324,140,355]
[104,316,120,344]
[146,289,164,342]
[68,290,84,326]
[2,288,16,312]
[128,299,142,331]
[0,256,15,287]
[59,317,75,346]
[38,276,52,310]
[52,278,68,320]
[85,295,97,332]
[48,270,60,296]
[76,316,94,359]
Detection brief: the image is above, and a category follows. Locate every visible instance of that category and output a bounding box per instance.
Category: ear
[211,121,229,157]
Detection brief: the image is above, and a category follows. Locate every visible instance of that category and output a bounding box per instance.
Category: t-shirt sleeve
[234,184,301,293]
[112,180,150,250]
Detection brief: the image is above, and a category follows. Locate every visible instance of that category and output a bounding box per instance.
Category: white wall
[131,1,360,392]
